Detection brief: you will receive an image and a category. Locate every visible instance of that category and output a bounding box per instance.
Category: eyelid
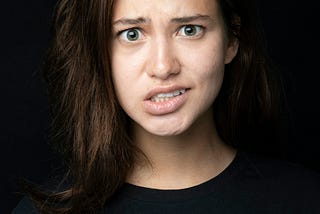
[176,25,205,38]
[115,24,206,43]
[117,27,145,43]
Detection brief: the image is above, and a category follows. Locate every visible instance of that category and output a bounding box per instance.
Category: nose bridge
[147,36,180,79]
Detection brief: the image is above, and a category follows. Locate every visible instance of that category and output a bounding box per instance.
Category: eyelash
[176,25,205,38]
[116,24,206,43]
[117,27,145,42]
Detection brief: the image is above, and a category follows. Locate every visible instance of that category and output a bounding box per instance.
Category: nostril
[146,59,181,80]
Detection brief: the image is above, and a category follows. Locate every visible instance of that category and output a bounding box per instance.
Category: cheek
[185,40,226,82]
[184,41,226,105]
[111,50,147,114]
[111,55,133,108]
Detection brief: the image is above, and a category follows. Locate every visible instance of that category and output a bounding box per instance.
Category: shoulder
[242,151,320,181]
[229,151,320,211]
[239,150,320,196]
[12,197,39,214]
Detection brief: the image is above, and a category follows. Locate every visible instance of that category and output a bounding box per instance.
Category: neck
[127,110,236,189]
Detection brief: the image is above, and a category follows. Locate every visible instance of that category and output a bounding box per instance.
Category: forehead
[112,0,220,20]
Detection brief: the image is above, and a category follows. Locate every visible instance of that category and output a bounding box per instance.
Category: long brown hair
[215,0,287,154]
[26,0,286,212]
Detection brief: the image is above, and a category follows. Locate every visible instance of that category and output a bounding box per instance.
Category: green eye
[184,25,197,36]
[179,25,204,37]
[126,29,140,41]
[119,28,142,42]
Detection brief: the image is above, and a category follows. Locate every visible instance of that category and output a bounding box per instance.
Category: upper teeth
[151,89,186,102]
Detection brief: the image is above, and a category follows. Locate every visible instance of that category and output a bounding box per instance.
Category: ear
[224,15,240,64]
[224,38,239,64]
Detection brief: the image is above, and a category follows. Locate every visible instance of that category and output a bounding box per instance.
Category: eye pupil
[184,25,196,36]
[127,29,139,41]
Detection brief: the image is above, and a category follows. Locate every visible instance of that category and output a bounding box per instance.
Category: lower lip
[143,91,188,115]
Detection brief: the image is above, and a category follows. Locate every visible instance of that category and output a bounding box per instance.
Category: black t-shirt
[13,151,320,213]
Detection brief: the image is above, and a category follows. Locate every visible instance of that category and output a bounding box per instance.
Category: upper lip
[144,85,189,100]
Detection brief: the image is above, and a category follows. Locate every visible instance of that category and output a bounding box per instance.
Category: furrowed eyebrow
[113,17,149,26]
[112,14,211,27]
[171,14,212,23]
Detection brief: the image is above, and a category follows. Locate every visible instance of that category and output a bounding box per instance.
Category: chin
[143,120,190,137]
[151,129,184,137]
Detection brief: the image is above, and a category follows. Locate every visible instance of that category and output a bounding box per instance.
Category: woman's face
[111,0,238,136]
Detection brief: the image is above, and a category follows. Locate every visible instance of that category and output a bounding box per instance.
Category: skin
[111,0,239,189]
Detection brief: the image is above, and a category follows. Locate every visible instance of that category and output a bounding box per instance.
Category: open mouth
[143,88,190,115]
[150,89,188,102]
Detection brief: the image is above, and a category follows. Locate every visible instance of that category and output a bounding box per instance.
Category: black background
[1,1,319,212]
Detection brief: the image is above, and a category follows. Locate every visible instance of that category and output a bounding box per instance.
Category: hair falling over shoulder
[215,0,287,153]
[26,0,137,213]
[25,0,287,213]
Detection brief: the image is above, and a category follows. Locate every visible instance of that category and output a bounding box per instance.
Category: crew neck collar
[115,150,247,202]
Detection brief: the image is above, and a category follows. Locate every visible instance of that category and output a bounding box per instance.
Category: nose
[146,38,180,80]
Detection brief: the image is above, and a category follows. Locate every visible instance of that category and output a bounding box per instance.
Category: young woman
[13,0,320,213]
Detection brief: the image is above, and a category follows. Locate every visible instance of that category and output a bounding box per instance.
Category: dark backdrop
[1,1,319,212]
